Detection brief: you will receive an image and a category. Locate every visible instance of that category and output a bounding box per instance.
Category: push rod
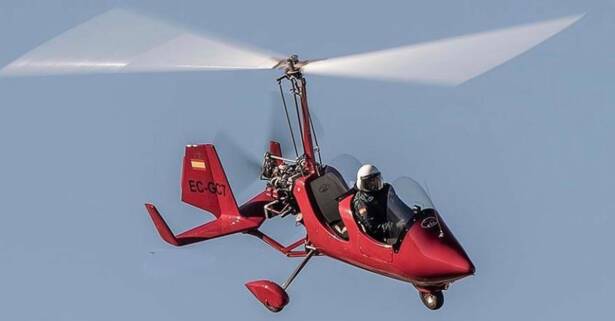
[282,249,316,290]
[246,230,308,257]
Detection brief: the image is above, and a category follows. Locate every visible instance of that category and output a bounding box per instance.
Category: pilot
[352,164,396,242]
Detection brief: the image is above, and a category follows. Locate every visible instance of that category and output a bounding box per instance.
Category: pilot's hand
[358,206,368,216]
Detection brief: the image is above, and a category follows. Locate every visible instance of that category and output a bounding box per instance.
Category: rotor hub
[274,54,308,76]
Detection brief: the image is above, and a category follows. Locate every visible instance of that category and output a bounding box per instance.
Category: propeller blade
[1,9,283,76]
[214,132,262,194]
[268,88,325,158]
[302,14,583,85]
[268,91,300,158]
[308,106,325,146]
[327,153,362,187]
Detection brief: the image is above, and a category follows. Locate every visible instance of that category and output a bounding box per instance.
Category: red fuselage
[294,175,475,291]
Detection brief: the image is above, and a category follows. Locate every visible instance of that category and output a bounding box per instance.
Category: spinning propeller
[2,8,582,86]
[213,89,327,196]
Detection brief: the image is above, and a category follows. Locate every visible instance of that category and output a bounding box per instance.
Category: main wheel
[420,291,444,310]
[265,304,283,313]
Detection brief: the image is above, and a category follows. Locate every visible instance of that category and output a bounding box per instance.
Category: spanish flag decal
[190,159,206,170]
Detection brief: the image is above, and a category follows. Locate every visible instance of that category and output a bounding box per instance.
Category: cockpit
[307,165,436,246]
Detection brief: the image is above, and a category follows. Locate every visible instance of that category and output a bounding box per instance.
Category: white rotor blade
[1,9,283,76]
[302,14,583,85]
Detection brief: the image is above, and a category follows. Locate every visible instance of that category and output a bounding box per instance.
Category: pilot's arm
[353,197,393,241]
[353,199,376,231]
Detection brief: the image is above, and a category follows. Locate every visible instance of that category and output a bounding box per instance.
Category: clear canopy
[390,176,435,210]
[325,157,436,243]
[327,154,435,210]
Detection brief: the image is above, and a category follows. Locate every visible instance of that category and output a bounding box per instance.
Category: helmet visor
[361,173,383,192]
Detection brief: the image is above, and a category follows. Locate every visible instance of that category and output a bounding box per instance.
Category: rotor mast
[298,78,315,169]
[281,55,317,172]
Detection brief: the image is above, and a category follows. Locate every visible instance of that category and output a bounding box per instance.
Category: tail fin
[181,144,238,217]
[145,144,268,246]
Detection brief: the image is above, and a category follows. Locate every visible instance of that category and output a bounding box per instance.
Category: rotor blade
[302,14,583,85]
[327,153,362,187]
[1,9,283,76]
[214,132,262,194]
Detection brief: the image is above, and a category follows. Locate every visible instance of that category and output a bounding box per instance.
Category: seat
[307,166,350,239]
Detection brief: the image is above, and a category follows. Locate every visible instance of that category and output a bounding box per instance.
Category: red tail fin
[181,144,238,217]
[145,144,269,246]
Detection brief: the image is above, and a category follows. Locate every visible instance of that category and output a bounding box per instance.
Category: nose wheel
[419,290,444,310]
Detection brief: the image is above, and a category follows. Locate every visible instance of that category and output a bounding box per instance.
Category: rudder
[181,144,239,217]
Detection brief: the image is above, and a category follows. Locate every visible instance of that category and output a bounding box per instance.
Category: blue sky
[1,1,613,320]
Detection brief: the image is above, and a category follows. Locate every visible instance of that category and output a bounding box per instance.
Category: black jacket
[352,184,394,241]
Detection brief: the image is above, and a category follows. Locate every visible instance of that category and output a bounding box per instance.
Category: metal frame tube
[282,249,316,289]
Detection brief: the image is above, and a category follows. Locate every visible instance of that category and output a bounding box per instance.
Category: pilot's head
[356,164,384,192]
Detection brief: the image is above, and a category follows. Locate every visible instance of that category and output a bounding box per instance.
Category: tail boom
[145,144,271,246]
[145,191,271,246]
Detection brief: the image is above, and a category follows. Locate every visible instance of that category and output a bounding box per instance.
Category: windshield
[374,178,434,245]
[383,177,435,244]
[390,176,434,210]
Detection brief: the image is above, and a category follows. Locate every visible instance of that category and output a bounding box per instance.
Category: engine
[260,152,308,218]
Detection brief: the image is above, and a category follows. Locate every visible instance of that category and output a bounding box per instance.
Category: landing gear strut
[246,249,316,312]
[419,290,444,310]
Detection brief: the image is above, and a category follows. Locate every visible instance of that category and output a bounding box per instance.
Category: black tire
[265,304,283,313]
[420,291,444,310]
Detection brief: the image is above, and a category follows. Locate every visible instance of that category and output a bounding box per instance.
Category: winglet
[145,203,180,246]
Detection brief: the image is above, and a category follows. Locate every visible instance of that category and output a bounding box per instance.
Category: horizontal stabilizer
[145,201,266,246]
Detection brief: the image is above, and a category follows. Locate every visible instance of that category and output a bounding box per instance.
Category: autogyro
[1,9,583,312]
